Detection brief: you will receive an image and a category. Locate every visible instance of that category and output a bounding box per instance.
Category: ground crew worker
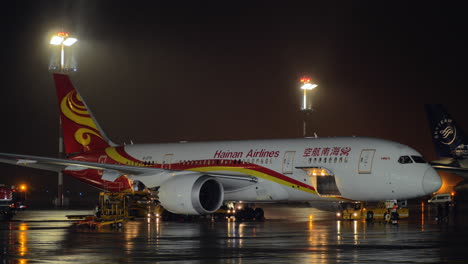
[390,203,398,224]
[95,204,102,218]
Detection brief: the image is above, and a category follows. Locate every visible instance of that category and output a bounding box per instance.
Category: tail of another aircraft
[53,73,116,154]
[425,104,468,159]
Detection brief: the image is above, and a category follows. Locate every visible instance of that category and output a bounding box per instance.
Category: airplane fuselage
[67,137,441,203]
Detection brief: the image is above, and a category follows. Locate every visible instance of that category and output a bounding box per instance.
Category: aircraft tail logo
[425,104,468,159]
[439,125,456,145]
[53,73,115,154]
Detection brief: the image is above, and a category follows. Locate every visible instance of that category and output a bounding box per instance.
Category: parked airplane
[425,104,468,178]
[0,74,441,215]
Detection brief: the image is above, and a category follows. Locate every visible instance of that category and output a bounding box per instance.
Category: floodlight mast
[299,77,318,137]
[49,32,77,207]
[49,32,77,72]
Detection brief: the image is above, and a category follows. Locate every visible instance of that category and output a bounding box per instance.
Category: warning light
[19,184,27,191]
[57,32,69,37]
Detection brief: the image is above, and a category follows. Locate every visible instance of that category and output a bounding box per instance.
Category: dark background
[1,1,466,206]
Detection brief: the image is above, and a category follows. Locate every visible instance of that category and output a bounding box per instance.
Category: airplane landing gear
[234,206,265,222]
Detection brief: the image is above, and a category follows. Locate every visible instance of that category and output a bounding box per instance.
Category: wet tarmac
[1,204,468,264]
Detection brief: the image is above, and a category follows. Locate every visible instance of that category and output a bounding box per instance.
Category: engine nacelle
[159,174,224,215]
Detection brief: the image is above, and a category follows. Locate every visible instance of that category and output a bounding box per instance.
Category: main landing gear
[232,203,265,222]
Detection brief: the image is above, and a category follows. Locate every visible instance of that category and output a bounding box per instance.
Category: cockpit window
[398,156,413,164]
[411,156,426,163]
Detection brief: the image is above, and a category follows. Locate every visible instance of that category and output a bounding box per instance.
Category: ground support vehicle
[0,185,15,220]
[0,185,27,220]
[71,215,126,229]
[338,200,408,222]
[68,191,145,228]
[428,193,454,205]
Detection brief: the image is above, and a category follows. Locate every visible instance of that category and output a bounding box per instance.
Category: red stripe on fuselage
[69,147,316,192]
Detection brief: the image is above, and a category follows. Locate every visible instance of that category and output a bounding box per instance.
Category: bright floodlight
[50,36,64,45]
[63,37,78,46]
[301,83,318,90]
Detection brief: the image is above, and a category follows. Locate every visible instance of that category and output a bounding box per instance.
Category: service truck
[0,185,15,220]
[337,200,409,221]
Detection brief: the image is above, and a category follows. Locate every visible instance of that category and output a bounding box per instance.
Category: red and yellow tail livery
[53,74,112,154]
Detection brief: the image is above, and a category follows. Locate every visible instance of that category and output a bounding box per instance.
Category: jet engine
[158,174,224,215]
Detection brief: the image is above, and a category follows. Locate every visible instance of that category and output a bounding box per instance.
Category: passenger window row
[126,161,155,166]
[180,158,273,166]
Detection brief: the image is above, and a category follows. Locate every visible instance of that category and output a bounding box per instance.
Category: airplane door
[282,151,296,174]
[358,149,375,174]
[162,154,173,169]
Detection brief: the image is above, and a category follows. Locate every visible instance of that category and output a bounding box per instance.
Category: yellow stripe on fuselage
[103,147,343,198]
[190,166,318,195]
[105,147,134,165]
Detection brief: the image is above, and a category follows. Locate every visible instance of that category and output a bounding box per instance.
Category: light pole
[300,77,318,137]
[50,32,77,207]
[50,32,77,72]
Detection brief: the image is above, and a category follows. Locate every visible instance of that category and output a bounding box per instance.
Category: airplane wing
[430,162,468,179]
[0,152,257,185]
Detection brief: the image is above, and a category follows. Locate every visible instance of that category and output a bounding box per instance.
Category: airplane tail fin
[425,104,468,159]
[53,73,116,154]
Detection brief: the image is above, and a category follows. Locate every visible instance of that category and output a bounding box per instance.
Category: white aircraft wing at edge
[0,152,258,185]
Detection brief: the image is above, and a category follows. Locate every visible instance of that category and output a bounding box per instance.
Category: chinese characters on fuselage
[303,147,351,157]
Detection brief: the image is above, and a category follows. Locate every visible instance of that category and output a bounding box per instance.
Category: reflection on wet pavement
[1,205,468,263]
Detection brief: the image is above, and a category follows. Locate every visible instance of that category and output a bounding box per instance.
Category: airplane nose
[422,167,442,194]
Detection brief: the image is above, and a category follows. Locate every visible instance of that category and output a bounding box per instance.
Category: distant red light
[300,77,311,83]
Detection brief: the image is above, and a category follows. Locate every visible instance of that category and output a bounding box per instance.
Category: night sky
[1,1,467,196]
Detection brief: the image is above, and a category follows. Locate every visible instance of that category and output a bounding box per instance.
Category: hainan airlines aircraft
[0,74,441,215]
